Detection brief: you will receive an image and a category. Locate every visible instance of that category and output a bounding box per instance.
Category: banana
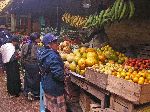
[84,15,92,27]
[119,2,127,20]
[100,18,111,27]
[98,10,105,26]
[110,0,117,16]
[118,0,124,19]
[129,0,135,19]
[115,0,121,20]
[103,8,111,19]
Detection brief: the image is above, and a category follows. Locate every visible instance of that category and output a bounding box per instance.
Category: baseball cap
[42,33,58,46]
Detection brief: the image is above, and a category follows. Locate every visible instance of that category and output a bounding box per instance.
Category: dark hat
[30,32,40,42]
[42,33,58,46]
[11,36,20,43]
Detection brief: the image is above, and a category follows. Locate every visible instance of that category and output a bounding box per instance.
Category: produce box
[110,94,150,112]
[107,75,150,104]
[85,68,108,89]
[79,90,91,112]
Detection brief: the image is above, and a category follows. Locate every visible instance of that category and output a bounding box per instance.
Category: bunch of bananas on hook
[62,13,88,28]
[62,0,135,29]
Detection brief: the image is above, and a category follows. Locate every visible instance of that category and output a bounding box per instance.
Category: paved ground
[0,71,39,112]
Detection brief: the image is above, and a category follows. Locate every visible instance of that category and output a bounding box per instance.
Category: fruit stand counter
[69,71,110,109]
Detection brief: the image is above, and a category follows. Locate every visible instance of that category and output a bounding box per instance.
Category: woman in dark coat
[21,32,41,100]
[37,33,66,112]
[0,36,21,97]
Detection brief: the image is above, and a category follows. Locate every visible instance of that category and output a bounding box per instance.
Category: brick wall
[105,0,150,50]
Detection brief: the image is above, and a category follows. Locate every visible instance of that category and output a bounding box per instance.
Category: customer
[21,32,41,100]
[37,33,66,112]
[0,36,21,97]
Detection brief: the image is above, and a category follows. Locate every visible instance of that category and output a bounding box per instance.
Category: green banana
[84,15,92,27]
[103,8,111,18]
[100,18,111,27]
[111,13,115,21]
[115,0,121,20]
[119,2,127,20]
[118,0,124,19]
[98,10,105,26]
[110,0,117,16]
[129,0,135,19]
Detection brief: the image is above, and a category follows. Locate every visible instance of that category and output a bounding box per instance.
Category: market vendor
[81,27,109,48]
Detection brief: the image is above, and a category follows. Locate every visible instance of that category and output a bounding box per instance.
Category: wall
[105,0,150,50]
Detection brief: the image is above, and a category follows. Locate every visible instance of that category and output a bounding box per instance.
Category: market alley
[0,71,39,112]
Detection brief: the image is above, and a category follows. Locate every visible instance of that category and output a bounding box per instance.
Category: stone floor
[0,71,39,112]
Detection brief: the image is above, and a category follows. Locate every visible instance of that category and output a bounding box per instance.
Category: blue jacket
[37,47,65,96]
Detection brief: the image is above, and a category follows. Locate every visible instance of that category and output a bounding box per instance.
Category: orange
[127,72,131,76]
[133,77,139,83]
[140,72,146,78]
[133,71,138,75]
[139,77,145,82]
[138,80,144,84]
[135,74,140,78]
[144,79,149,83]
[125,76,130,80]
[130,74,135,79]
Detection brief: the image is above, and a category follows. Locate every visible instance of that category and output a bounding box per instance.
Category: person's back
[21,32,41,100]
[21,42,39,64]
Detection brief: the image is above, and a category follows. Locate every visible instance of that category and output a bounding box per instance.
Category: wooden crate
[110,94,150,112]
[70,73,110,109]
[107,75,150,104]
[85,68,108,89]
[110,94,135,112]
[79,90,91,112]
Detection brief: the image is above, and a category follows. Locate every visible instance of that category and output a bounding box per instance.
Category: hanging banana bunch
[62,13,88,28]
[62,0,135,29]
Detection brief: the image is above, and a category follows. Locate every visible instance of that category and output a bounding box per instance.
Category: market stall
[59,0,150,111]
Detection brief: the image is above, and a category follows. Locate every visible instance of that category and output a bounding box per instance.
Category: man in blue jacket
[37,33,66,112]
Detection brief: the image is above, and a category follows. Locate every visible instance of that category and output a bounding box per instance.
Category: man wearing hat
[37,33,66,112]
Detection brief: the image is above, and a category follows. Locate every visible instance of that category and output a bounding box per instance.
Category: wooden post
[27,14,31,34]
[11,14,16,32]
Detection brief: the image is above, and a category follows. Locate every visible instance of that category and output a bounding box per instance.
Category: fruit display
[59,41,72,53]
[62,45,127,76]
[124,58,150,70]
[112,68,150,84]
[60,43,150,85]
[63,47,99,76]
[62,0,135,28]
[97,45,128,64]
[62,13,88,28]
[91,62,124,75]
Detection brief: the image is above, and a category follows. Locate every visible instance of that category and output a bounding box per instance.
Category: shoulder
[22,43,29,48]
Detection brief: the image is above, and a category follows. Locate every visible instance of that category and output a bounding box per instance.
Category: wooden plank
[110,94,134,112]
[71,74,110,109]
[85,68,108,89]
[107,75,150,104]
